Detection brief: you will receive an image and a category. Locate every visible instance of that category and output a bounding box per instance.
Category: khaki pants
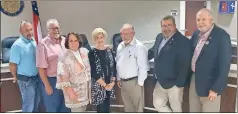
[121,78,144,112]
[153,82,184,112]
[70,105,87,112]
[189,74,221,112]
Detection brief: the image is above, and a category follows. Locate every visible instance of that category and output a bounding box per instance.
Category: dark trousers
[40,77,71,112]
[97,91,111,113]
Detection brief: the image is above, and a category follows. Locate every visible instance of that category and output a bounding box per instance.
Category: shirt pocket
[128,50,137,60]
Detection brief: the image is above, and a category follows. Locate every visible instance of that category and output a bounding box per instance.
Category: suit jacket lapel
[158,36,175,57]
[197,25,216,60]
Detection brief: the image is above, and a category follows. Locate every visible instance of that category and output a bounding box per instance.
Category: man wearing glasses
[148,15,192,112]
[36,19,70,112]
[116,23,149,112]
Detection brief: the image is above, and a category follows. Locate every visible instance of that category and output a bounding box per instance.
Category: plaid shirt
[191,25,214,72]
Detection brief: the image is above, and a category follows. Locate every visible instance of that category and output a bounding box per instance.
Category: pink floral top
[56,48,91,108]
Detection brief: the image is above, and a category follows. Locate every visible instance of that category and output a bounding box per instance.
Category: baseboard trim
[5,105,157,112]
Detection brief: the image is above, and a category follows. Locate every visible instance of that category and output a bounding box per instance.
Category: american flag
[31,1,42,44]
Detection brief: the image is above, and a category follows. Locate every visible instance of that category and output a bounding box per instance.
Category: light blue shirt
[158,33,175,55]
[10,36,38,76]
[158,38,169,55]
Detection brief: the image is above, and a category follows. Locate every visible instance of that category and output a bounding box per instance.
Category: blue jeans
[40,77,71,112]
[17,77,40,112]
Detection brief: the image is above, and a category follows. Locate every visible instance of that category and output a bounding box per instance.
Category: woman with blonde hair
[89,28,117,112]
[56,32,91,112]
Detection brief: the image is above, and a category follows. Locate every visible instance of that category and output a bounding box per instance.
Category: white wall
[37,1,180,44]
[1,1,236,44]
[1,1,32,40]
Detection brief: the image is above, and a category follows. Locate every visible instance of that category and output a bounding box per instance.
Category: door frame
[179,1,211,36]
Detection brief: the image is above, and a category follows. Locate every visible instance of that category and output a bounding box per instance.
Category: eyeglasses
[49,27,60,30]
[161,24,173,29]
[120,31,134,35]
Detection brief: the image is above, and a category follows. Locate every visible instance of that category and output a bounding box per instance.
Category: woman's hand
[69,91,78,101]
[105,82,115,91]
[66,87,78,102]
[96,77,107,88]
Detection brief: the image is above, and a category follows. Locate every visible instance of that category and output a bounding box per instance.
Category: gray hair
[121,23,134,31]
[19,20,32,30]
[197,8,214,19]
[46,19,59,29]
[120,23,135,32]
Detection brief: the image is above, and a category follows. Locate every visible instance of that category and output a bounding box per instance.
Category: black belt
[17,74,38,82]
[48,77,56,79]
[121,76,137,81]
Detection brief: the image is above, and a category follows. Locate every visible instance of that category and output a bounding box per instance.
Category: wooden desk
[1,63,237,112]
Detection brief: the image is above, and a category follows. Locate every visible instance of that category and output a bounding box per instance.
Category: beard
[26,34,33,39]
[163,31,172,38]
[53,34,60,39]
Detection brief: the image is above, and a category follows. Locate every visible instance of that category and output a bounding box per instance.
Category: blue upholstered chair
[112,33,122,53]
[79,34,92,51]
[1,36,19,63]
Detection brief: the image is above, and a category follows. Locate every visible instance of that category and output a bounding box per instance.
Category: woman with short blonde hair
[92,28,108,41]
[89,28,117,112]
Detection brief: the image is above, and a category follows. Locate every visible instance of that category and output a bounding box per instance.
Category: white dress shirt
[116,37,149,86]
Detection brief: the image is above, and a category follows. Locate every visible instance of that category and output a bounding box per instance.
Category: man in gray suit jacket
[189,8,232,112]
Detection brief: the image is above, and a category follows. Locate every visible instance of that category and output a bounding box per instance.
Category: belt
[48,77,57,79]
[120,76,137,81]
[17,74,38,82]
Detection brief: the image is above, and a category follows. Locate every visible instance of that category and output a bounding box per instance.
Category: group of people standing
[9,8,232,113]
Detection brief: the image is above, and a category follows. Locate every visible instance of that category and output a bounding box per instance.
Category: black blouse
[88,48,117,83]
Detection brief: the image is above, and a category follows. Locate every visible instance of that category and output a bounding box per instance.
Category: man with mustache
[148,15,192,112]
[36,19,70,112]
[9,21,40,112]
[189,8,232,112]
